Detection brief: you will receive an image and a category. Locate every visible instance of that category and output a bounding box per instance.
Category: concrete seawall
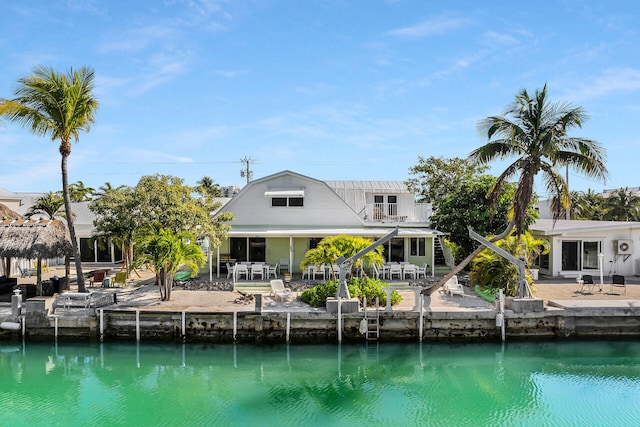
[5,302,640,343]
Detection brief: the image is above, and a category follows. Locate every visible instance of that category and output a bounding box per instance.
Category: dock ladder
[362,297,380,341]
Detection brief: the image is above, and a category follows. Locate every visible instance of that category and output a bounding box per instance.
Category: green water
[1,341,639,426]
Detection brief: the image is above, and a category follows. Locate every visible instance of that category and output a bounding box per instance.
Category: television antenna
[239,156,255,185]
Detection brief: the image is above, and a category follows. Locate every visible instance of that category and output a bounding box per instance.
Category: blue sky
[1,1,640,197]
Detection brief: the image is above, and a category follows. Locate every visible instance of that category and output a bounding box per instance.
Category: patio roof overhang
[226,226,440,238]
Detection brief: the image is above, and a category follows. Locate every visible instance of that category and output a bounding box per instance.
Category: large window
[383,238,404,262]
[410,237,425,256]
[230,237,266,262]
[561,240,601,271]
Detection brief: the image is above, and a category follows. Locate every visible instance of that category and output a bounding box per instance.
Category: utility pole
[239,156,255,185]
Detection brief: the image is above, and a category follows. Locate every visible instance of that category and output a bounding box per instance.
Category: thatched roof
[0,219,73,259]
[0,203,22,220]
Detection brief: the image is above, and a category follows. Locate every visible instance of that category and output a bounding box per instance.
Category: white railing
[363,202,431,223]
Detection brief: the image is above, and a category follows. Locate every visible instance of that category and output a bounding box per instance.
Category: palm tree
[134,228,206,301]
[429,85,608,296]
[604,187,640,221]
[0,66,99,292]
[69,181,96,202]
[26,192,65,219]
[196,176,223,198]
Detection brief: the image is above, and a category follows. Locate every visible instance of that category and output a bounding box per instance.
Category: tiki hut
[0,203,22,220]
[0,219,73,283]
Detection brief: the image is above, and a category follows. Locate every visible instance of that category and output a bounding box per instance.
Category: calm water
[1,340,639,426]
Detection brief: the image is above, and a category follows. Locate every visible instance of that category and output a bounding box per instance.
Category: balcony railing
[362,203,431,223]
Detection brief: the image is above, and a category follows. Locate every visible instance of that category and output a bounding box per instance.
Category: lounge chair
[611,274,626,294]
[443,276,465,297]
[270,279,293,302]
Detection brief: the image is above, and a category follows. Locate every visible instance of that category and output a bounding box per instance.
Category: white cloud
[567,68,640,101]
[387,17,471,39]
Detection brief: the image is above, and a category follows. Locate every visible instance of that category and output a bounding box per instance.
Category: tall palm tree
[0,66,99,292]
[472,84,608,234]
[428,85,608,297]
[196,176,223,198]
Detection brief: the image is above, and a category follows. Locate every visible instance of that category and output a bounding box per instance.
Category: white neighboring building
[531,219,640,278]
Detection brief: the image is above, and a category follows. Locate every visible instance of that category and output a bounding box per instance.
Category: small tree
[134,227,205,301]
[300,235,384,279]
[26,192,65,219]
[470,232,549,297]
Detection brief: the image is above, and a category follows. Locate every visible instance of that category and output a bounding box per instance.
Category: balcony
[362,203,431,224]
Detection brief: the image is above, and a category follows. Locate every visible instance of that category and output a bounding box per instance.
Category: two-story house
[212,170,446,277]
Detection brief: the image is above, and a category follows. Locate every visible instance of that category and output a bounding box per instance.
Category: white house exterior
[213,170,443,277]
[531,219,640,278]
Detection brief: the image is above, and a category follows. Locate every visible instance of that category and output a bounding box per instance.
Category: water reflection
[0,341,639,426]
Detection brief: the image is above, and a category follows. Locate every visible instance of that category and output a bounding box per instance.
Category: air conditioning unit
[617,239,633,255]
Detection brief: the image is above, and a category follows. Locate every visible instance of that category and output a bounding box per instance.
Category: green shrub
[300,277,401,307]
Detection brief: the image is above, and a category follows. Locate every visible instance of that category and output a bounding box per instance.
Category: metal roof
[325,180,412,193]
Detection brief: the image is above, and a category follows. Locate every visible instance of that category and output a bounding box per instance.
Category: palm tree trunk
[424,221,515,295]
[61,153,86,292]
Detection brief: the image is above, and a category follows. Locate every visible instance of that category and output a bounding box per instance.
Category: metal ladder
[363,297,380,341]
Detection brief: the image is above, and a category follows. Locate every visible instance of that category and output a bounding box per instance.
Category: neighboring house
[212,170,446,277]
[531,219,640,278]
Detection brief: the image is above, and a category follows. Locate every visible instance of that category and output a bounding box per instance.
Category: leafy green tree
[134,227,205,301]
[470,231,549,297]
[406,156,489,203]
[431,176,538,262]
[604,188,640,221]
[26,192,65,219]
[69,181,96,202]
[0,66,99,292]
[300,235,384,279]
[134,174,233,247]
[90,185,138,271]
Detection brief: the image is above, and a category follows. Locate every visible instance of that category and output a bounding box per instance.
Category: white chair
[226,263,235,279]
[403,264,417,280]
[270,279,293,302]
[268,263,278,279]
[389,264,402,280]
[313,265,325,280]
[234,264,249,281]
[416,264,428,279]
[251,264,264,280]
[443,276,465,297]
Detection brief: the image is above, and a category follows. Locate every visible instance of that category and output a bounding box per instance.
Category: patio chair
[270,279,293,302]
[278,259,290,274]
[234,264,248,281]
[416,263,428,279]
[579,274,595,293]
[112,271,128,288]
[251,264,264,280]
[389,264,402,280]
[89,270,107,287]
[611,274,626,294]
[403,264,417,280]
[226,263,234,279]
[443,276,465,297]
[19,266,32,278]
[267,263,278,279]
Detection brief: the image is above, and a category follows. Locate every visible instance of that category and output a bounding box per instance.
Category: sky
[1,0,640,198]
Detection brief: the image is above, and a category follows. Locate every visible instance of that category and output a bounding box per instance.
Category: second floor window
[271,197,304,207]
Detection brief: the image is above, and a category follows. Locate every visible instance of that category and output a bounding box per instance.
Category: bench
[59,292,115,315]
